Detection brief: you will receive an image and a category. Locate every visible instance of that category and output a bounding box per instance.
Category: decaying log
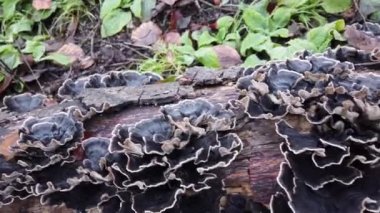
[0,67,286,212]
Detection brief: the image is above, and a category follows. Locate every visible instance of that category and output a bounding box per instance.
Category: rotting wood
[0,83,287,212]
[0,67,287,212]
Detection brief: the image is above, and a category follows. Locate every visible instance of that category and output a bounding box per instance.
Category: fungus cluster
[0,98,242,212]
[58,71,162,98]
[237,45,380,212]
[2,93,46,113]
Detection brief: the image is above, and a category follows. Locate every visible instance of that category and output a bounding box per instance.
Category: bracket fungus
[235,43,380,213]
[2,93,46,113]
[58,71,161,98]
[0,97,243,212]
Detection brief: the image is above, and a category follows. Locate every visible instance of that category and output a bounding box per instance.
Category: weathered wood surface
[0,75,286,212]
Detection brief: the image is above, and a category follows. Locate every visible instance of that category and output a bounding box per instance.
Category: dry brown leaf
[161,0,178,5]
[164,32,181,44]
[56,43,95,69]
[131,21,163,46]
[32,0,52,10]
[344,25,380,52]
[0,131,19,160]
[0,74,14,95]
[213,45,242,68]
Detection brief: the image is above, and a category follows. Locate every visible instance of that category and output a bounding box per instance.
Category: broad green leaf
[268,46,289,60]
[101,10,132,38]
[243,55,266,67]
[8,18,33,35]
[197,31,217,47]
[243,7,268,32]
[225,32,241,41]
[0,45,21,69]
[22,40,45,61]
[307,19,345,52]
[269,28,289,38]
[251,0,270,16]
[180,31,193,47]
[194,47,220,68]
[2,0,20,21]
[100,0,121,19]
[174,45,195,55]
[277,0,307,7]
[216,28,228,42]
[141,0,156,21]
[240,33,267,56]
[0,74,4,82]
[217,16,235,29]
[130,0,142,18]
[287,38,317,52]
[41,53,71,66]
[271,7,294,29]
[333,30,346,41]
[321,0,352,14]
[177,54,195,66]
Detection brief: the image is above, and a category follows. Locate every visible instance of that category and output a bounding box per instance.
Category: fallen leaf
[344,25,380,52]
[55,43,95,68]
[164,32,181,44]
[32,0,52,10]
[213,45,242,68]
[0,131,19,160]
[131,21,163,46]
[56,43,84,63]
[79,56,95,69]
[161,0,178,5]
[0,74,14,95]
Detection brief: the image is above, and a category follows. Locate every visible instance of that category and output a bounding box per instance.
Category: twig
[14,44,45,94]
[354,61,380,66]
[353,0,368,29]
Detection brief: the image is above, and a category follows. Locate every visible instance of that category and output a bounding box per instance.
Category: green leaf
[217,16,235,29]
[8,18,33,35]
[271,7,294,29]
[243,7,268,32]
[22,40,45,61]
[251,0,270,16]
[321,0,352,14]
[100,0,121,19]
[194,47,220,68]
[174,45,195,55]
[240,33,269,56]
[130,0,142,18]
[243,55,266,67]
[180,31,193,46]
[269,28,289,38]
[216,28,228,42]
[277,0,307,7]
[0,45,21,69]
[141,0,156,21]
[306,19,345,52]
[268,46,289,60]
[287,38,317,53]
[2,0,20,21]
[197,31,217,48]
[40,53,71,66]
[101,10,132,38]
